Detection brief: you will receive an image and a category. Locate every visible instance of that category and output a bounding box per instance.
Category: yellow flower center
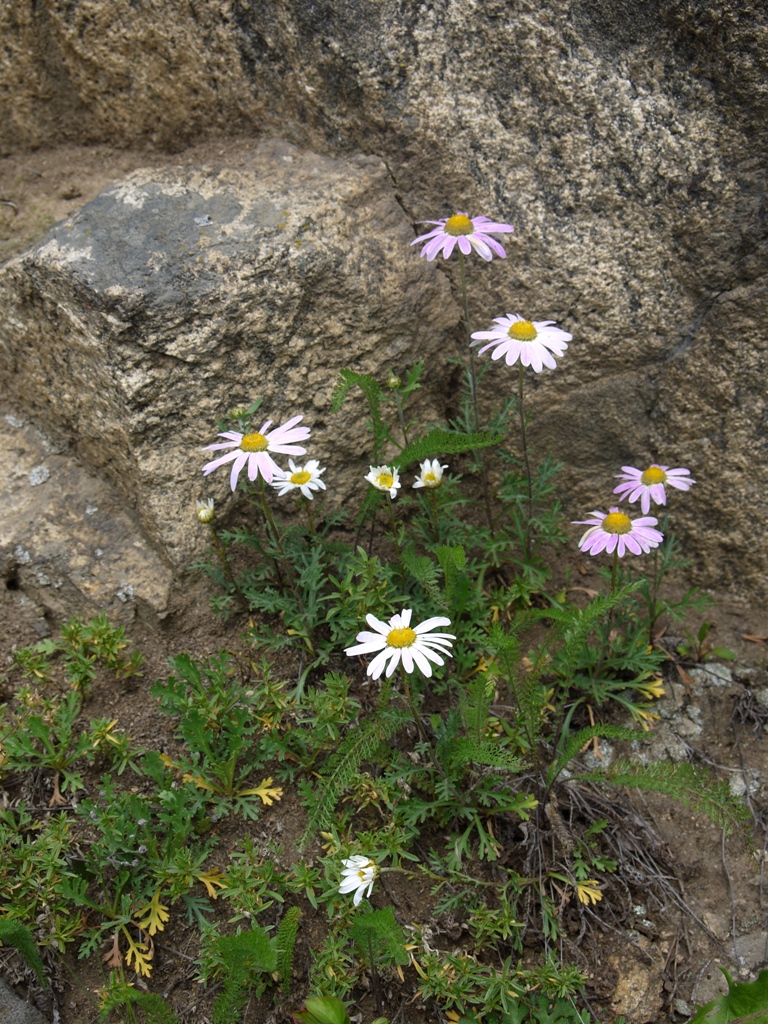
[240,432,269,452]
[387,627,417,648]
[290,470,312,485]
[602,512,632,535]
[640,465,667,486]
[445,213,474,236]
[423,472,438,487]
[376,473,394,489]
[507,320,538,342]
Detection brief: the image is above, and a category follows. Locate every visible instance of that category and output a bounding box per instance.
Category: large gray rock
[0,140,456,568]
[0,407,173,625]
[0,0,766,595]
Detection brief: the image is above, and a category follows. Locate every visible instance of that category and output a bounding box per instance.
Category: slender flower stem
[386,494,406,590]
[398,665,428,745]
[207,523,248,611]
[428,488,440,543]
[302,496,317,536]
[368,933,383,1014]
[256,479,309,624]
[457,251,479,433]
[394,391,410,448]
[611,549,619,593]
[518,364,534,558]
[458,250,494,534]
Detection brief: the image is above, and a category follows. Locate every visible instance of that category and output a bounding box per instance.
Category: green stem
[368,932,383,1014]
[386,494,406,590]
[611,549,619,594]
[518,364,534,558]
[257,479,309,626]
[458,250,479,433]
[428,488,440,543]
[458,250,494,534]
[399,664,428,745]
[208,523,248,611]
[394,391,410,448]
[302,496,317,536]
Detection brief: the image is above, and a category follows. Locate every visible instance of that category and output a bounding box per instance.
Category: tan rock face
[0,140,456,568]
[0,407,173,625]
[0,0,766,594]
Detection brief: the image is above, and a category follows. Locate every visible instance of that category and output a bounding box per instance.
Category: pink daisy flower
[411,212,514,262]
[201,415,310,491]
[573,508,663,558]
[613,465,695,515]
[471,314,571,372]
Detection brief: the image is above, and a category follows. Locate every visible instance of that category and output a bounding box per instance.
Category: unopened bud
[196,498,215,524]
[387,372,401,391]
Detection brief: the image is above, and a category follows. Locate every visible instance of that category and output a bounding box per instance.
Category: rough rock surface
[0,979,46,1024]
[0,407,173,625]
[0,0,766,594]
[0,140,455,568]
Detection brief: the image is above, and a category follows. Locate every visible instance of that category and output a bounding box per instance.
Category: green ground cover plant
[0,208,750,1024]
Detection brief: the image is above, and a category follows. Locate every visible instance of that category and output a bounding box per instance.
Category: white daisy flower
[196,498,215,524]
[413,458,447,489]
[338,855,378,906]
[345,608,455,680]
[271,459,327,500]
[365,464,401,499]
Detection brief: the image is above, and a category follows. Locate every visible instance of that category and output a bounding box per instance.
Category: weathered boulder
[0,407,173,626]
[0,0,766,595]
[0,140,456,568]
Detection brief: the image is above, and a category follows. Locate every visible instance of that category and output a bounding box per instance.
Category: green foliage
[0,918,47,986]
[331,369,388,460]
[396,428,503,469]
[293,996,352,1024]
[349,907,409,969]
[151,653,271,816]
[199,924,277,1024]
[301,708,411,843]
[13,612,142,692]
[98,973,177,1024]
[2,690,94,796]
[688,968,768,1024]
[578,760,750,835]
[678,620,736,664]
[275,906,302,993]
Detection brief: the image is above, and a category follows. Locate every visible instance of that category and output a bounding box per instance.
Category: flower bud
[196,498,215,524]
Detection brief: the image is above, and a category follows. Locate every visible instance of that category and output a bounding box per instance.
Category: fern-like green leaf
[211,926,277,1024]
[330,370,387,460]
[97,980,177,1024]
[546,725,638,787]
[451,738,527,774]
[301,709,411,844]
[402,547,442,604]
[459,674,495,744]
[550,583,643,682]
[395,428,502,469]
[125,992,178,1024]
[436,545,471,612]
[0,919,47,987]
[275,907,301,994]
[349,907,409,968]
[577,759,750,835]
